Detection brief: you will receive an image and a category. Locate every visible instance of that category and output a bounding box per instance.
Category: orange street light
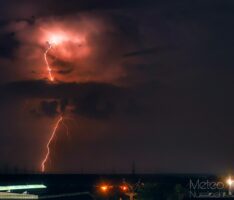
[120,185,129,192]
[100,185,108,192]
[98,184,112,194]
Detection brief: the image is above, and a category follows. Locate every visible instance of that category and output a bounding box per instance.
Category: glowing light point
[227,177,233,186]
[100,185,108,192]
[50,35,64,45]
[120,185,129,191]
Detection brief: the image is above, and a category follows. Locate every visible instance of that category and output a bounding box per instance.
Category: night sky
[0,0,234,173]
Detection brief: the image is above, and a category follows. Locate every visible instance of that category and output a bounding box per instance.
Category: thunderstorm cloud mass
[0,0,234,173]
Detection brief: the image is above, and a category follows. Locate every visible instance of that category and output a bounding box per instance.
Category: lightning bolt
[41,40,71,173]
[41,116,63,172]
[44,44,54,82]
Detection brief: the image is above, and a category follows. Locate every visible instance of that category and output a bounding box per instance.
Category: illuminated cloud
[0,13,140,85]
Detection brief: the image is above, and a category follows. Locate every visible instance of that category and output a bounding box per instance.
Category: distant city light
[101,185,108,191]
[120,185,129,191]
[100,185,108,192]
[0,184,46,191]
[98,184,113,193]
[226,177,234,186]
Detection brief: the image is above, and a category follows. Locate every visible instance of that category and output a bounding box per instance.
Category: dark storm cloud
[60,98,68,113]
[123,47,167,57]
[2,80,124,100]
[45,0,158,16]
[0,80,148,119]
[72,88,116,119]
[40,100,59,117]
[0,0,158,20]
[0,32,19,58]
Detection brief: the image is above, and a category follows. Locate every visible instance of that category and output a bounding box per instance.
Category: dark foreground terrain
[0,174,228,199]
